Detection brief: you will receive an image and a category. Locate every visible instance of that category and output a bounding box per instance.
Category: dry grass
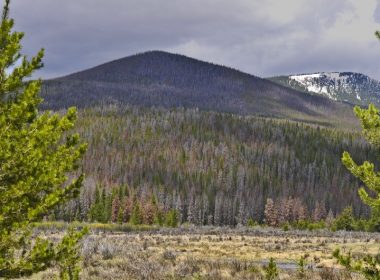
[22,226,380,279]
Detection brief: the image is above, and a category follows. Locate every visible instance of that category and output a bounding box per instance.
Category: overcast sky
[10,0,380,79]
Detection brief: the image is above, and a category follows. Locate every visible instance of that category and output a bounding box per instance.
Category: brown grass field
[22,226,380,280]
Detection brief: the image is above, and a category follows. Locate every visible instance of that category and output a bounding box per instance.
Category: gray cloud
[9,0,380,79]
[374,1,380,23]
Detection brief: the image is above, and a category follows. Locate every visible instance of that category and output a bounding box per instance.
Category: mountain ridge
[40,50,358,128]
[55,50,250,82]
[268,72,380,107]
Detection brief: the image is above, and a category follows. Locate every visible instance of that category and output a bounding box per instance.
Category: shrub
[282,223,290,231]
[297,255,307,278]
[98,240,121,260]
[333,206,355,231]
[247,218,257,227]
[175,257,200,277]
[163,250,176,261]
[264,258,279,280]
[291,220,325,231]
[333,249,380,280]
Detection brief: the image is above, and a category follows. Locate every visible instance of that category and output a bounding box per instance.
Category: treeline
[56,185,179,227]
[52,105,376,226]
[263,197,380,232]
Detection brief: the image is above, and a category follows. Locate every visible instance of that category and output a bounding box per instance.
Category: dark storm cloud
[9,0,380,79]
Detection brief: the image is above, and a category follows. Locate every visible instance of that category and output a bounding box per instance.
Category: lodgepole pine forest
[52,105,376,226]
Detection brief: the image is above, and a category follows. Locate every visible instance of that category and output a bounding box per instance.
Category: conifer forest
[54,106,375,226]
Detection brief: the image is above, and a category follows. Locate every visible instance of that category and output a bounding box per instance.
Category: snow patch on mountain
[289,73,338,101]
[270,72,380,106]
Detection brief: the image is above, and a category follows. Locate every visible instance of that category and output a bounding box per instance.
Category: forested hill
[56,106,373,224]
[40,51,357,128]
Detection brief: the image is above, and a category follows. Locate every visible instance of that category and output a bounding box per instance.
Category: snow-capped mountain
[269,72,380,106]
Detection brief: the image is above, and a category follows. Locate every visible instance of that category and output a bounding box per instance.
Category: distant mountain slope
[41,51,357,127]
[269,72,380,106]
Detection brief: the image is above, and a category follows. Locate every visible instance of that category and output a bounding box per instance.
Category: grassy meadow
[22,225,380,280]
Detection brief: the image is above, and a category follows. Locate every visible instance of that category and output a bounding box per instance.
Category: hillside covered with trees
[53,105,375,226]
[40,51,358,128]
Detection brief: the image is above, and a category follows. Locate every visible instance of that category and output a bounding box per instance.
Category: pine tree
[207,215,214,225]
[123,196,133,223]
[149,194,164,225]
[312,201,326,222]
[143,199,156,225]
[194,196,201,225]
[325,209,335,228]
[297,204,307,222]
[103,191,113,223]
[111,196,120,223]
[213,193,223,226]
[342,104,380,213]
[277,197,291,225]
[89,186,104,222]
[79,177,95,221]
[130,201,143,225]
[264,198,277,227]
[165,209,179,227]
[201,194,209,225]
[117,203,124,224]
[236,200,246,226]
[292,198,307,222]
[187,195,195,224]
[333,30,380,280]
[285,197,294,222]
[0,1,87,278]
[174,194,184,224]
[154,204,165,226]
[264,258,279,280]
[334,206,354,231]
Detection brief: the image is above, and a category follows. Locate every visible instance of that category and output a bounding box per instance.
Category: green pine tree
[342,104,380,212]
[117,203,124,224]
[165,209,179,228]
[264,258,279,280]
[336,32,380,278]
[338,104,380,279]
[104,191,113,223]
[89,186,105,222]
[367,208,380,232]
[0,0,87,278]
[130,201,143,225]
[333,206,354,231]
